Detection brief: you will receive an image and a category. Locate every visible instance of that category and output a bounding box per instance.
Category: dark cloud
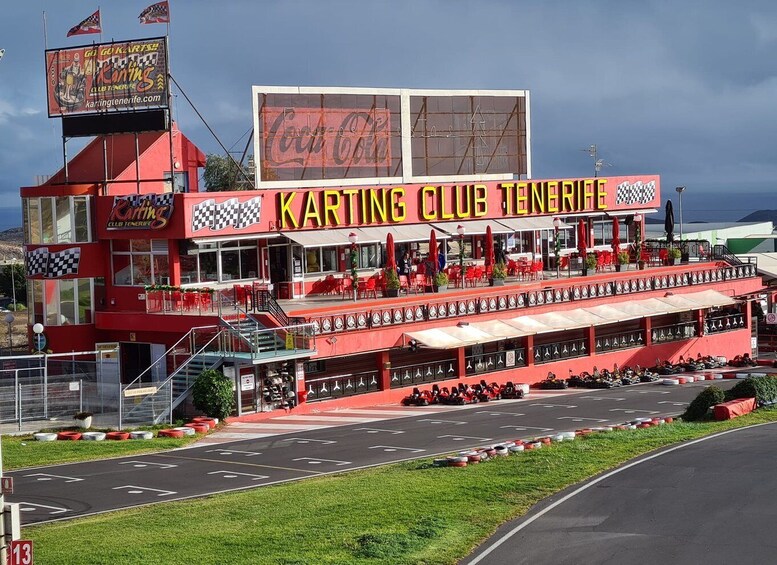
[1,0,775,221]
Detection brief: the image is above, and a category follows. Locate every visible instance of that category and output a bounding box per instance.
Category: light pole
[457,224,466,287]
[4,313,13,355]
[552,217,562,278]
[32,322,45,353]
[348,232,358,302]
[675,186,685,242]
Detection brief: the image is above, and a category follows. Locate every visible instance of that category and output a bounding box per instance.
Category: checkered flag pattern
[46,248,81,278]
[616,180,656,205]
[26,247,49,276]
[191,199,216,232]
[237,197,262,229]
[115,194,140,207]
[154,193,174,208]
[213,198,239,231]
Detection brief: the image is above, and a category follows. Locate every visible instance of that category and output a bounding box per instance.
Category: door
[290,244,304,298]
[120,342,152,385]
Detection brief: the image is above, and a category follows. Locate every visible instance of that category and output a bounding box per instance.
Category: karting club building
[21,86,764,420]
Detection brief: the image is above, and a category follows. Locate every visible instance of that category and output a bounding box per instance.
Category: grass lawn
[24,408,777,565]
[3,429,198,471]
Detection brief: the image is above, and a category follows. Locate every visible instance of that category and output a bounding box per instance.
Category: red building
[21,86,764,421]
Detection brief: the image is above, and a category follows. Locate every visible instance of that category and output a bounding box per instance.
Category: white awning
[403,290,739,349]
[430,219,514,235]
[283,227,382,248]
[356,224,450,243]
[496,216,570,232]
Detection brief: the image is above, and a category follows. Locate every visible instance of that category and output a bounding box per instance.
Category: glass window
[41,198,54,244]
[27,198,40,245]
[111,240,168,286]
[73,197,90,242]
[78,279,93,324]
[59,279,76,325]
[180,254,198,284]
[322,247,337,272]
[221,249,240,281]
[199,251,218,282]
[359,243,378,269]
[45,280,59,325]
[56,197,71,243]
[240,248,258,279]
[305,248,322,273]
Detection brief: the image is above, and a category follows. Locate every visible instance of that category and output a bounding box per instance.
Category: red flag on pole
[139,1,170,24]
[67,9,101,37]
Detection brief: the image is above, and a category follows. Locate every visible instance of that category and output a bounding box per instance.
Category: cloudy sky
[1,0,776,224]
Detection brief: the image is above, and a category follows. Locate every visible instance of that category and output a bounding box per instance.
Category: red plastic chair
[340,277,354,299]
[359,277,378,299]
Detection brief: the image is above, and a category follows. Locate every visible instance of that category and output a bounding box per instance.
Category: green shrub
[682,385,726,421]
[726,374,777,405]
[192,368,235,420]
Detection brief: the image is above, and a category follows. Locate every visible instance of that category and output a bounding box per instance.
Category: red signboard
[261,106,392,169]
[107,193,174,230]
[45,37,169,117]
[1,477,13,494]
[9,540,33,565]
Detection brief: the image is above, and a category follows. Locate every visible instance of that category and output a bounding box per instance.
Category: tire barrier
[662,378,680,386]
[105,431,130,441]
[81,432,106,441]
[174,427,197,437]
[130,431,154,440]
[57,431,82,441]
[158,429,185,438]
[184,422,210,434]
[192,417,217,430]
[34,432,57,442]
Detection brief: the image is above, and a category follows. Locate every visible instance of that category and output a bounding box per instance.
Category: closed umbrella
[664,200,675,244]
[577,219,588,257]
[611,217,620,256]
[385,232,396,272]
[428,229,438,276]
[485,225,495,268]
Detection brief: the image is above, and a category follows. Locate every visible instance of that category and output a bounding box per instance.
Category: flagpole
[98,6,102,43]
[42,11,48,50]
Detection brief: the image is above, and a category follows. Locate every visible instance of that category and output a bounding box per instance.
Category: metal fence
[0,349,119,434]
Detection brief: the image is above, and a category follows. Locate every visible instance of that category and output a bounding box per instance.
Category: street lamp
[457,224,466,286]
[4,313,13,354]
[32,322,45,353]
[675,186,686,241]
[552,217,562,279]
[348,232,358,302]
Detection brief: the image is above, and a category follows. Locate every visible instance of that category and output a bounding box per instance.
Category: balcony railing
[390,360,458,389]
[651,321,697,344]
[464,348,526,376]
[306,370,379,401]
[705,313,746,334]
[595,330,644,353]
[534,338,587,364]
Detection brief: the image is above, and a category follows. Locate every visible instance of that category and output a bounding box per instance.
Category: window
[180,240,258,284]
[23,196,92,245]
[359,243,378,269]
[111,240,169,286]
[305,246,338,274]
[28,278,94,326]
[164,171,188,193]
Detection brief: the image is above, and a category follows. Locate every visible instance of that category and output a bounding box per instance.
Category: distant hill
[739,210,777,224]
[0,228,23,261]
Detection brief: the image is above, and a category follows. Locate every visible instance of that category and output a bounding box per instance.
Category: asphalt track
[463,421,777,565]
[7,375,743,525]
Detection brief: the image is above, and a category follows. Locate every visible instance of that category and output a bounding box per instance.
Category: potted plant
[490,261,508,286]
[384,268,401,298]
[434,271,449,292]
[584,254,598,276]
[669,247,681,265]
[74,411,93,429]
[616,251,630,272]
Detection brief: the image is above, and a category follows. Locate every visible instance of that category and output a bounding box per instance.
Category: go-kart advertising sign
[45,37,168,117]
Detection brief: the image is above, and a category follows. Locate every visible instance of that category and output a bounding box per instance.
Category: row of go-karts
[401,380,527,406]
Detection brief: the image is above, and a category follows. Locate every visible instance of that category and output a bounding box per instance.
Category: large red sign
[261,106,391,169]
[45,37,168,117]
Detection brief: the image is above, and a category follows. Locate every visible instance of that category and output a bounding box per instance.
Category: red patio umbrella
[611,217,620,256]
[485,225,495,267]
[428,229,438,276]
[385,232,396,272]
[577,219,588,257]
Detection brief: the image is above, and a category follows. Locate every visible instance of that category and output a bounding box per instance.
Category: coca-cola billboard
[262,107,392,169]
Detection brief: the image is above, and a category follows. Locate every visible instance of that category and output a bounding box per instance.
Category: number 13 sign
[9,540,33,565]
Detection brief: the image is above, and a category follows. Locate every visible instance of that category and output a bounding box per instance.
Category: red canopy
[429,229,438,275]
[485,225,495,267]
[577,219,588,256]
[611,218,620,256]
[385,232,396,271]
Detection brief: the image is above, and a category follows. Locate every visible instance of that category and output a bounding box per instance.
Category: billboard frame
[251,86,532,190]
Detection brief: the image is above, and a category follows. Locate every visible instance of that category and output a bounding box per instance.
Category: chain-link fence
[0,349,120,434]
